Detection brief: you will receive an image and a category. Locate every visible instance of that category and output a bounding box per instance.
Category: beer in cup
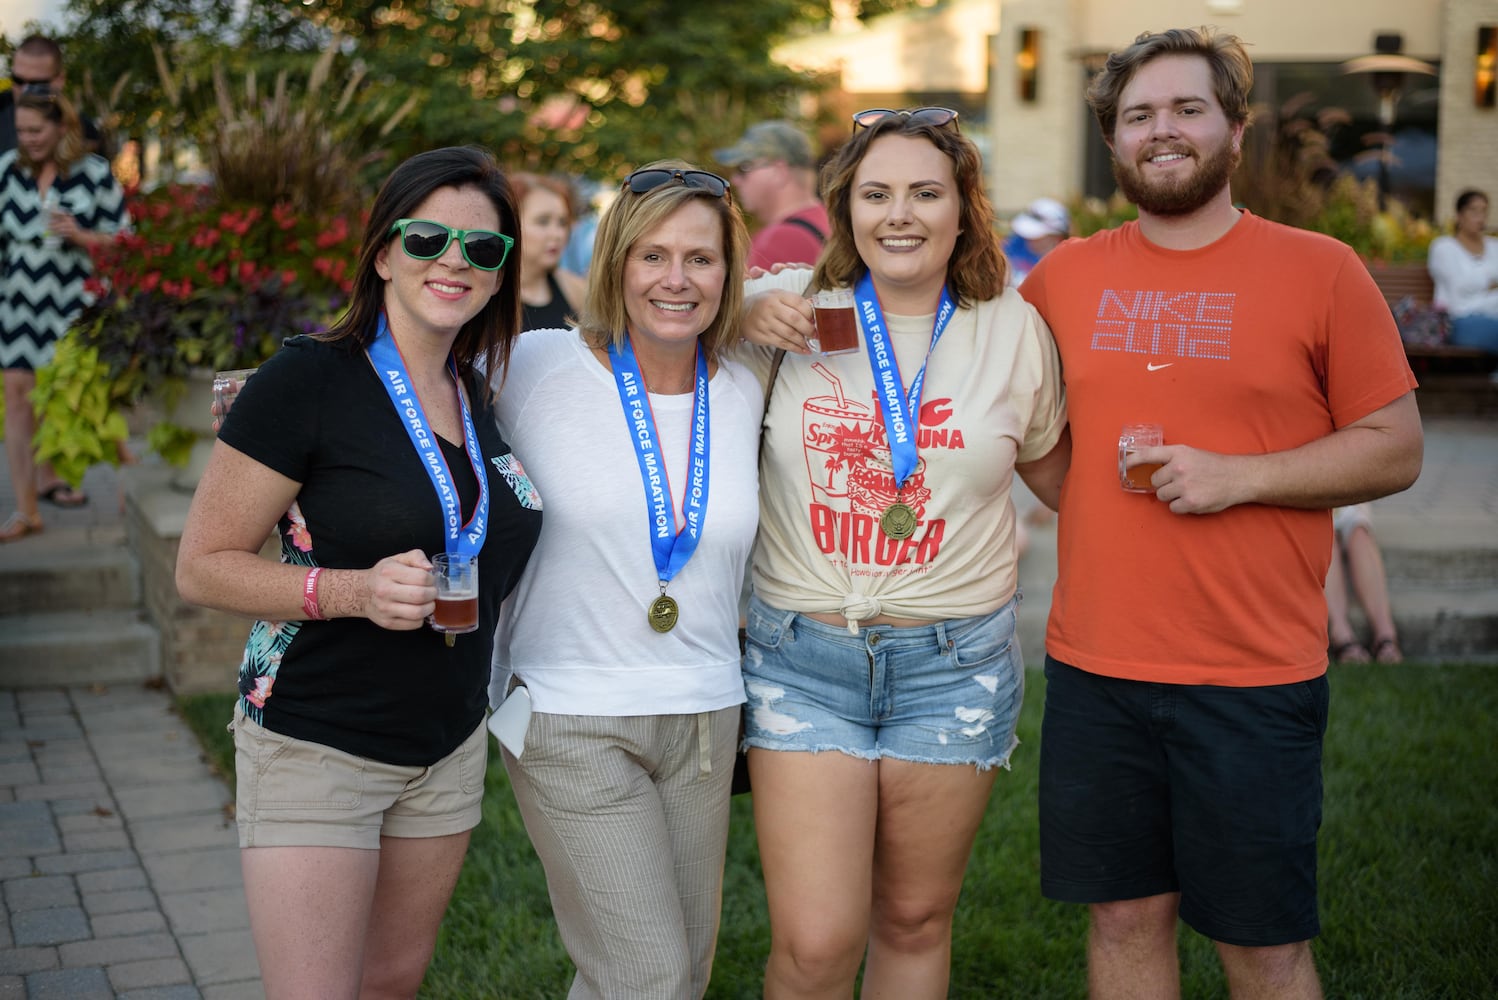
[809,288,860,356]
[1119,423,1163,493]
[430,553,479,635]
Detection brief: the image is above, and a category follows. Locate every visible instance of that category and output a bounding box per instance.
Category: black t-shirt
[218,335,543,765]
[520,271,573,332]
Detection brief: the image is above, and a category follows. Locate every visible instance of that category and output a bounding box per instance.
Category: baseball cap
[714,121,815,169]
[1010,198,1071,239]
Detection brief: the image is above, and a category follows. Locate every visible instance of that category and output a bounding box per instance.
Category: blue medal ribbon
[367,314,490,560]
[607,334,711,593]
[854,271,956,490]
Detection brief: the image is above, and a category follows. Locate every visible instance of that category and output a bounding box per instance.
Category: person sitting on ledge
[1427,188,1498,354]
[1326,504,1403,664]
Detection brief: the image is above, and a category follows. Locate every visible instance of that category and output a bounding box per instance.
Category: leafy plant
[1234,94,1435,263]
[75,181,361,398]
[1303,175,1435,263]
[29,336,130,488]
[29,40,387,486]
[1071,191,1139,237]
[31,180,362,480]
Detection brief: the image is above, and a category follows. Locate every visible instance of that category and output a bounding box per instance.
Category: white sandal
[0,511,44,543]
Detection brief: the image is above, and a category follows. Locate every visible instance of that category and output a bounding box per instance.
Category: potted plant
[31,183,362,488]
[30,41,405,489]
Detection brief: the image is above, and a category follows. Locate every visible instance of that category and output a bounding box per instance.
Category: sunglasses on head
[851,107,960,130]
[622,168,731,200]
[387,219,513,271]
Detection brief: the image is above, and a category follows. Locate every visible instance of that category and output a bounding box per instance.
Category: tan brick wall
[1436,0,1498,223]
[989,0,1090,212]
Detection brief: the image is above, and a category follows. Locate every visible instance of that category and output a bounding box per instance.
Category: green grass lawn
[178,664,1498,998]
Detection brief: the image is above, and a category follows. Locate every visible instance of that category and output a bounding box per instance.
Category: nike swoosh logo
[1146,363,1174,371]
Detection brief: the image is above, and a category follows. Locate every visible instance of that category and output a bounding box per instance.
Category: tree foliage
[42,0,921,183]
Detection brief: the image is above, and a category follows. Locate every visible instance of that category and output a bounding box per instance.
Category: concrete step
[1375,518,1498,588]
[1380,589,1498,662]
[0,524,141,615]
[0,609,161,688]
[1012,524,1498,666]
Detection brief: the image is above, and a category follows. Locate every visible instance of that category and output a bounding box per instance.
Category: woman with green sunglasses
[176,146,543,999]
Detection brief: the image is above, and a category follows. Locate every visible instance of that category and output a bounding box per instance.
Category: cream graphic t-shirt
[741,271,1066,626]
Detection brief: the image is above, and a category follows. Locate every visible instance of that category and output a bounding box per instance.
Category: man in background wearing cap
[715,120,829,271]
[1004,197,1072,286]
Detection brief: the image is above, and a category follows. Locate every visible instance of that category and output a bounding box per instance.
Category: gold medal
[648,593,680,633]
[880,502,918,540]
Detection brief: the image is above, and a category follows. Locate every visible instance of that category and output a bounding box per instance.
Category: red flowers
[91,183,365,302]
[73,183,370,386]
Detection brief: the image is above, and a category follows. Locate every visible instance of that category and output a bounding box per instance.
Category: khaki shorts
[232,703,487,849]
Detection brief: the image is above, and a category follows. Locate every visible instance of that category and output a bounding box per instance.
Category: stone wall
[123,465,266,695]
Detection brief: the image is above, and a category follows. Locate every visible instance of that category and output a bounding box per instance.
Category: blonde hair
[15,91,86,173]
[578,159,749,360]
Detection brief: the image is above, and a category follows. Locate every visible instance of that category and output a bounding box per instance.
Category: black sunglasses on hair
[622,168,731,200]
[851,107,960,130]
[387,219,514,270]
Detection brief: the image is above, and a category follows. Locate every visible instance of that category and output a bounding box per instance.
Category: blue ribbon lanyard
[367,315,490,560]
[854,271,957,490]
[607,334,711,593]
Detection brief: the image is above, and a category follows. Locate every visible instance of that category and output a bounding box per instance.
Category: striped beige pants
[503,706,740,999]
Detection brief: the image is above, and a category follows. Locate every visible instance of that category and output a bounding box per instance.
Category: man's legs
[1088,893,1181,1000]
[1216,940,1322,1000]
[1043,659,1328,999]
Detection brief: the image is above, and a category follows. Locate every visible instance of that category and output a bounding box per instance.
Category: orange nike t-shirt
[1022,212,1416,687]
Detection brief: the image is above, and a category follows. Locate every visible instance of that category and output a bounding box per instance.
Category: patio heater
[1341,33,1436,204]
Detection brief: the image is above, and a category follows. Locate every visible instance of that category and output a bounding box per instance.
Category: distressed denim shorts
[740,593,1024,770]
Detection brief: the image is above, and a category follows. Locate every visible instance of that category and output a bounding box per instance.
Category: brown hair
[15,34,63,69]
[577,159,749,361]
[321,146,523,388]
[811,116,1006,306]
[14,90,86,173]
[511,173,576,222]
[1086,27,1254,141]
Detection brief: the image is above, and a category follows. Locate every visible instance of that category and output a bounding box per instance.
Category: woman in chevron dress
[0,89,128,541]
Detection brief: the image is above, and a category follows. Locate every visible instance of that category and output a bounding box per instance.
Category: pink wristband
[302,567,325,621]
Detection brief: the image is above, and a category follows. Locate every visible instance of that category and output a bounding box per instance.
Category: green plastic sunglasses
[387,218,514,270]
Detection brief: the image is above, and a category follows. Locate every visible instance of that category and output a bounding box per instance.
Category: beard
[1112,133,1240,217]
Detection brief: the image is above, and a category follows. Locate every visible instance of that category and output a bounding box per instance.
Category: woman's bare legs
[752,749,997,999]
[241,831,470,1000]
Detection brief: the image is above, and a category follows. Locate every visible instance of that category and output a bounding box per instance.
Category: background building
[776,0,1498,225]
